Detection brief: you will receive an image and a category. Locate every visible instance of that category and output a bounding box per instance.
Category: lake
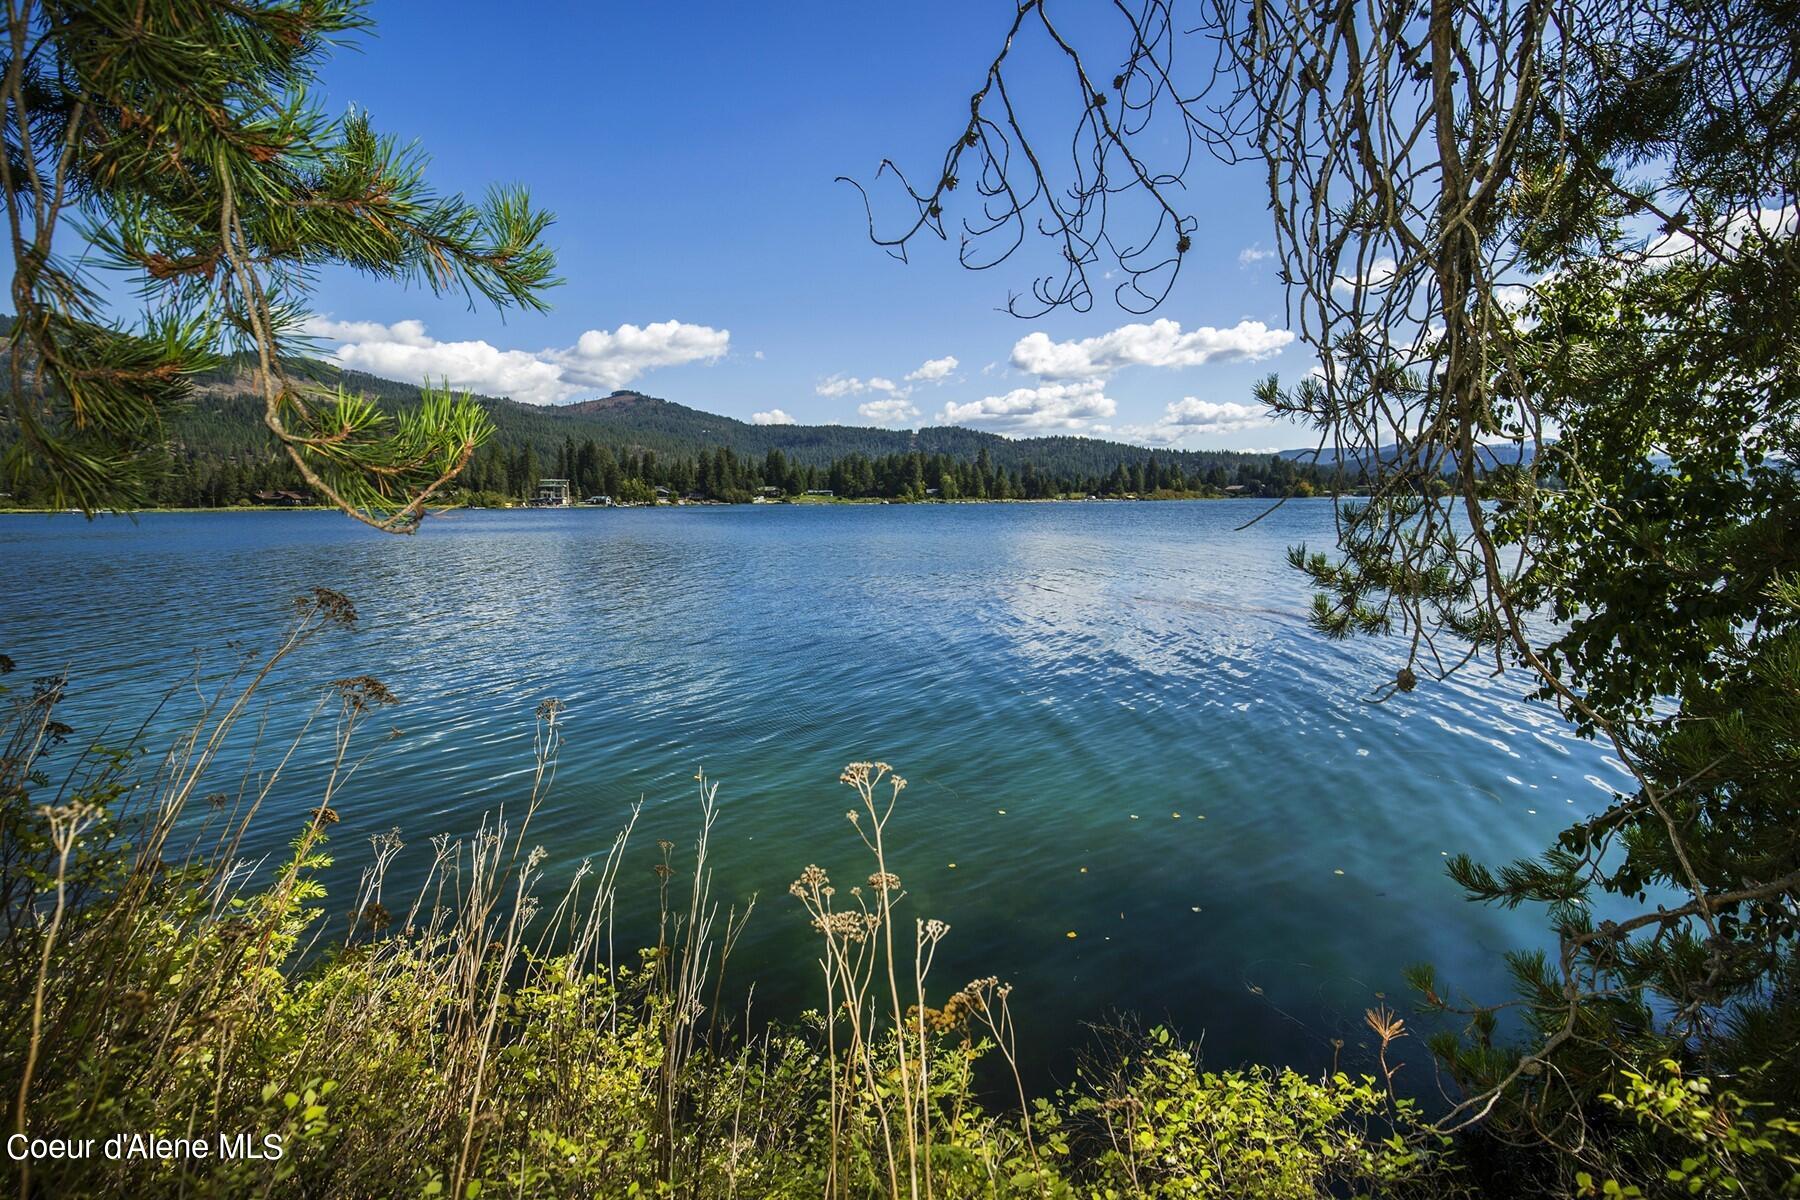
[0,500,1629,1091]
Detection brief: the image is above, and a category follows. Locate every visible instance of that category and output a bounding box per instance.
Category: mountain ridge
[188,359,1290,475]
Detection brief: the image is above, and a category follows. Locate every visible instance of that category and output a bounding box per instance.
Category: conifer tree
[2,0,557,529]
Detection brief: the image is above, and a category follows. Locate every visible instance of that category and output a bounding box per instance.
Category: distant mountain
[4,342,1316,507]
[179,358,1284,476]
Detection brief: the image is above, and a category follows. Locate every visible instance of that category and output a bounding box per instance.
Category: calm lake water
[1,501,1630,1089]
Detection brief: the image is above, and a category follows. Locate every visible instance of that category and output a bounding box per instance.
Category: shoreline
[0,492,1323,518]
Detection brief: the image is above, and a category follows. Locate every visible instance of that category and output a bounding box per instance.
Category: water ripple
[0,501,1622,1085]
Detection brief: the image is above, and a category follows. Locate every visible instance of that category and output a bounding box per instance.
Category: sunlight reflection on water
[0,500,1634,1090]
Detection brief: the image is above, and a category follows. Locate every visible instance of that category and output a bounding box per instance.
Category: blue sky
[301,1,1305,449]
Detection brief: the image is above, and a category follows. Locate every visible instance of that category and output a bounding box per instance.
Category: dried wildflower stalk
[791,762,1035,1200]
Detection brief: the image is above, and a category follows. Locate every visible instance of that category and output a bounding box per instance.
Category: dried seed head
[329,675,397,712]
[299,587,358,626]
[789,865,831,897]
[812,911,869,943]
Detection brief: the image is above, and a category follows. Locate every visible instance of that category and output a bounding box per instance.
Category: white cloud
[1643,204,1797,260]
[1163,397,1268,433]
[751,408,796,425]
[815,375,861,398]
[904,355,959,383]
[816,373,907,398]
[1238,244,1273,266]
[555,321,731,391]
[304,316,729,406]
[858,397,922,425]
[938,379,1115,433]
[1114,397,1275,446]
[1010,319,1292,380]
[820,356,957,403]
[1331,256,1400,295]
[304,317,433,347]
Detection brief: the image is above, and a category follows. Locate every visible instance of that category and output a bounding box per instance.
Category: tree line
[0,437,1338,509]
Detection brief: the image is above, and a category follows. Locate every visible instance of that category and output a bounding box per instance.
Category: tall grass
[0,593,1455,1198]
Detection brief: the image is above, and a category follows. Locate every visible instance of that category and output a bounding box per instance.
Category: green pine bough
[2,0,556,530]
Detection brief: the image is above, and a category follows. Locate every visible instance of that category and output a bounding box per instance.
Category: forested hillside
[6,354,1328,506]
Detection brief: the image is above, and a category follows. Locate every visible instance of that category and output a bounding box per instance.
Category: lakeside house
[252,489,314,506]
[531,478,572,507]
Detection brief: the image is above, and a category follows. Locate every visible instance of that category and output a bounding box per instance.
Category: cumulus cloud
[816,374,905,398]
[1114,397,1275,447]
[305,317,434,347]
[1010,319,1292,380]
[751,409,796,425]
[1162,397,1269,434]
[554,321,731,391]
[815,375,862,398]
[938,380,1115,433]
[904,355,959,383]
[822,356,958,413]
[858,397,922,425]
[1238,244,1273,266]
[303,316,729,406]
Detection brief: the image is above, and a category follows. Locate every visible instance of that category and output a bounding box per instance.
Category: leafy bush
[1041,1026,1456,1199]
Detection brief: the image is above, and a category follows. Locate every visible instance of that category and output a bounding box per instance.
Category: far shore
[0,492,1331,518]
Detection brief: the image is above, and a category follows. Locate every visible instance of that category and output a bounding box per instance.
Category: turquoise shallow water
[0,500,1631,1089]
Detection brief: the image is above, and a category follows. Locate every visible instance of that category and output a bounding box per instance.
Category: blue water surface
[0,501,1631,1090]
